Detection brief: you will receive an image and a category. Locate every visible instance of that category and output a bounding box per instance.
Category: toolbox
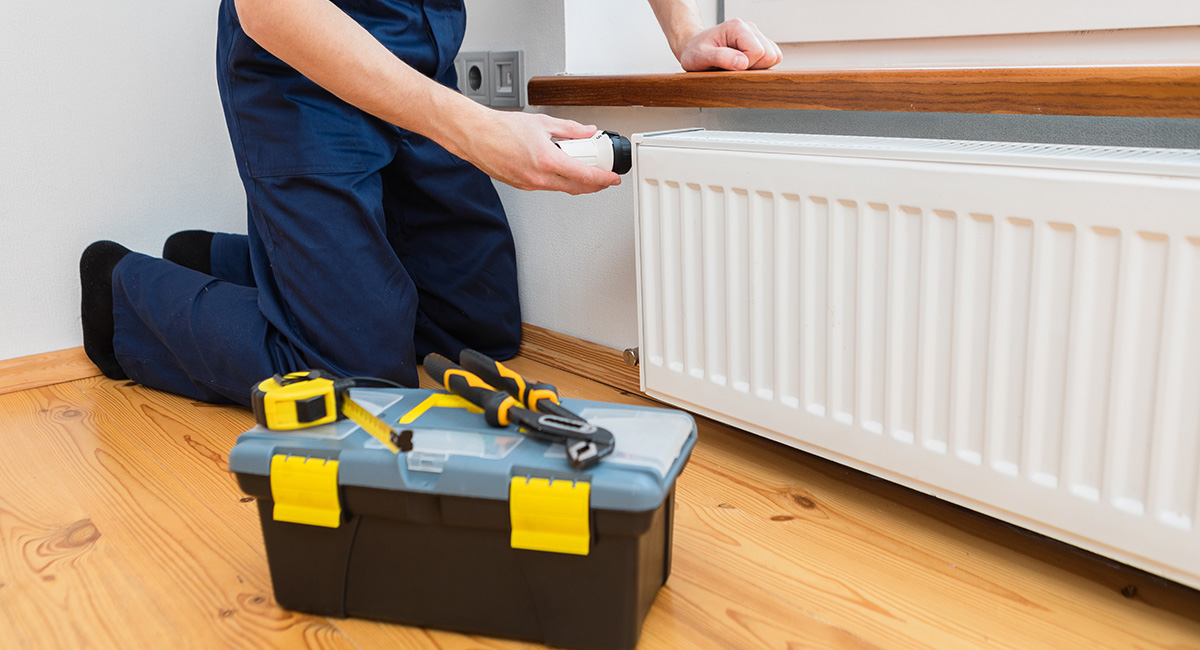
[230,386,697,650]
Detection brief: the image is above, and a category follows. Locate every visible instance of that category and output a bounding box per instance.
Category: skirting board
[516,323,640,396]
[0,347,101,396]
[0,324,640,399]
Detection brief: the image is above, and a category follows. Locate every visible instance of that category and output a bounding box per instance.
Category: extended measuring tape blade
[340,397,411,453]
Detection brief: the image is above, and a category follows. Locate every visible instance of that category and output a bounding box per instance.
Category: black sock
[80,241,132,380]
[162,230,214,275]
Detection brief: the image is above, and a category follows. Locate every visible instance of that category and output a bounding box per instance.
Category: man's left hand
[678,18,782,71]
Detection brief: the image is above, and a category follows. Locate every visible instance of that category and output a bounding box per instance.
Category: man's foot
[162,230,214,274]
[80,241,132,379]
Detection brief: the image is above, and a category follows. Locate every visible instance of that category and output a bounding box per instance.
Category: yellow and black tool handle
[458,349,563,414]
[425,354,615,470]
[423,353,519,428]
[460,349,594,425]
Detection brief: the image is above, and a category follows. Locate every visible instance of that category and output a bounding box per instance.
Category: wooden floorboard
[0,380,354,648]
[1,360,1198,648]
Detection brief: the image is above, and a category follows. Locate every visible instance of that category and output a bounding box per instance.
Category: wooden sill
[528,66,1200,118]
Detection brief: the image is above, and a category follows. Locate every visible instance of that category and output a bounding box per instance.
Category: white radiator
[632,129,1200,590]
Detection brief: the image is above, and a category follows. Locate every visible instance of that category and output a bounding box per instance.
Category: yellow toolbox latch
[509,476,591,555]
[270,454,341,528]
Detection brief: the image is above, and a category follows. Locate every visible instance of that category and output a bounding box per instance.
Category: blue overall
[110,0,521,405]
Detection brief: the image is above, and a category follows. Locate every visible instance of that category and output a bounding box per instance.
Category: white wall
[564,0,694,74]
[464,0,565,79]
[0,3,245,361]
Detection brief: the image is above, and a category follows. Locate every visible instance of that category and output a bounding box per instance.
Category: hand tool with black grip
[458,348,596,424]
[423,353,614,469]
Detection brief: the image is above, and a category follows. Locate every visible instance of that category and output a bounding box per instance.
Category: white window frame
[725,0,1200,44]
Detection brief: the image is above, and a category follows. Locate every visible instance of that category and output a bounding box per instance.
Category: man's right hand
[446,110,622,195]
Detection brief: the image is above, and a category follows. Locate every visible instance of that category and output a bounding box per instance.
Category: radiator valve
[556,131,632,175]
[623,347,639,367]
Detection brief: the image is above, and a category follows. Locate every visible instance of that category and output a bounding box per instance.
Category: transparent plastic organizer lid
[564,407,693,478]
[352,389,526,472]
[397,428,526,473]
[349,388,403,414]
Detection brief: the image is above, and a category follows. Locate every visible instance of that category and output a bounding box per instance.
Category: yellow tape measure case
[229,387,697,650]
[250,371,346,430]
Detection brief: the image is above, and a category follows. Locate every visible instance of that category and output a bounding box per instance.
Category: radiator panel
[633,131,1200,590]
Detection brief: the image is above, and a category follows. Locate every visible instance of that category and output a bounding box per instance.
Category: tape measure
[251,370,412,453]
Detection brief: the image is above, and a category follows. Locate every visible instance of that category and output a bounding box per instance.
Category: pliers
[423,351,616,469]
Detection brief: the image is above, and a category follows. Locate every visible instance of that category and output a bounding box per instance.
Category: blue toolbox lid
[229,389,697,512]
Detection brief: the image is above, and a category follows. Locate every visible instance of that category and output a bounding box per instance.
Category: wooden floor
[2,351,1200,649]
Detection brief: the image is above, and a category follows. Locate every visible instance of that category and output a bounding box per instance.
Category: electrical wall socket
[453,50,523,108]
[457,51,490,104]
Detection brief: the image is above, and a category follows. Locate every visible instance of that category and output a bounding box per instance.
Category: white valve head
[555,131,632,175]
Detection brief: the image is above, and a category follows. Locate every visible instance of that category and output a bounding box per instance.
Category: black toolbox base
[243,477,675,650]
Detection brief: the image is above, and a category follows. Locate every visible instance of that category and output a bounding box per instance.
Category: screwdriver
[458,349,592,425]
[423,353,613,469]
[454,349,617,466]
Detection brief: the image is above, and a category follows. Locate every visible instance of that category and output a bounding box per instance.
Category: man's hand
[648,0,782,71]
[448,111,621,195]
[678,19,782,72]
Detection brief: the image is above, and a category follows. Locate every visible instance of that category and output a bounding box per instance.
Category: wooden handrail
[528,66,1200,118]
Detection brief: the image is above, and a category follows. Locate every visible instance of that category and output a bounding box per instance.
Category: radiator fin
[831,200,858,425]
[681,183,703,379]
[1064,227,1121,503]
[919,209,956,455]
[950,214,995,465]
[804,197,829,415]
[888,205,921,442]
[987,217,1034,477]
[777,195,803,409]
[702,185,727,386]
[1025,222,1075,489]
[857,202,890,434]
